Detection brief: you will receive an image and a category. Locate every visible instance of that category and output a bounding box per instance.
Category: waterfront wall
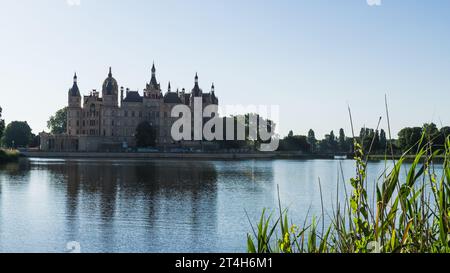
[20,151,338,160]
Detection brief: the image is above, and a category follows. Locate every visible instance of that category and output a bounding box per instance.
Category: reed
[249,97,449,254]
[247,135,450,253]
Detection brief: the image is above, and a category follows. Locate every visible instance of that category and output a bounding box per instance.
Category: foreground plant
[247,136,450,253]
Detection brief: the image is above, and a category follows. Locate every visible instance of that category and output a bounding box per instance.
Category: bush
[0,149,20,163]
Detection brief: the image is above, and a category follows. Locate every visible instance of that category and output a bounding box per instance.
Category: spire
[192,73,202,97]
[211,82,215,92]
[108,67,112,77]
[149,63,159,89]
[69,73,80,97]
[168,81,171,92]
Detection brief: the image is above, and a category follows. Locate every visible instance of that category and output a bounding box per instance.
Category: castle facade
[40,64,219,152]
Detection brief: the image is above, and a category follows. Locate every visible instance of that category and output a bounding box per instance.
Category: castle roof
[123,91,143,103]
[164,92,182,104]
[69,73,81,97]
[192,73,202,97]
[102,67,118,95]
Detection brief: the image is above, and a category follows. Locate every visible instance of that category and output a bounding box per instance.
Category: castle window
[76,121,79,126]
[132,111,135,117]
[112,120,115,126]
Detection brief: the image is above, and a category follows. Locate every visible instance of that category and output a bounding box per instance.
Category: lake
[0,158,420,253]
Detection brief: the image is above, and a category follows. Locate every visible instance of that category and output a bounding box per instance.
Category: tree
[379,129,387,151]
[279,134,310,152]
[439,127,450,145]
[135,121,156,147]
[338,128,346,152]
[422,123,439,148]
[373,130,380,151]
[359,128,376,152]
[0,106,5,141]
[307,129,317,153]
[47,107,67,134]
[2,121,32,148]
[398,127,422,152]
[329,130,338,152]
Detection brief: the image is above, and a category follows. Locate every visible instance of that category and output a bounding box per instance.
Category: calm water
[0,158,418,253]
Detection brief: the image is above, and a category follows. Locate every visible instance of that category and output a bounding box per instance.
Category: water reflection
[1,159,230,253]
[0,158,441,253]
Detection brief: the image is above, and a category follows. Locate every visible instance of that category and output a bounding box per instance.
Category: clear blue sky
[0,0,449,138]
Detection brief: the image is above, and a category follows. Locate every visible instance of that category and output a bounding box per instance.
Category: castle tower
[192,73,202,97]
[145,62,162,99]
[67,73,82,136]
[101,67,119,137]
[102,67,119,107]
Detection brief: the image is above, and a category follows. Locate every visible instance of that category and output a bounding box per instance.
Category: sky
[0,0,449,139]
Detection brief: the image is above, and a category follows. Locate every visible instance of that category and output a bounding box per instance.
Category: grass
[0,149,20,164]
[247,136,450,253]
[247,99,449,253]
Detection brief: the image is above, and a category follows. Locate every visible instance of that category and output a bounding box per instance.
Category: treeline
[279,123,450,155]
[0,106,39,148]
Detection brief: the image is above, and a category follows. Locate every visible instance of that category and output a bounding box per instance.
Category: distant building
[40,64,219,152]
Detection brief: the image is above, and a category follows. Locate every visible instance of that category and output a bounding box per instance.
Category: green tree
[47,107,67,134]
[338,128,346,152]
[135,121,156,147]
[288,130,294,138]
[2,121,32,148]
[422,123,439,148]
[373,130,380,151]
[359,128,376,152]
[439,126,450,140]
[279,134,310,152]
[379,129,387,151]
[0,106,5,141]
[329,130,337,152]
[307,129,317,153]
[398,127,422,152]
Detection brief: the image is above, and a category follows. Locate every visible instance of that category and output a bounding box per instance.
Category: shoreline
[18,151,446,162]
[20,151,343,160]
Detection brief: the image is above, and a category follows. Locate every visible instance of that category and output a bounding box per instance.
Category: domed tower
[102,67,119,107]
[101,67,119,137]
[67,73,82,136]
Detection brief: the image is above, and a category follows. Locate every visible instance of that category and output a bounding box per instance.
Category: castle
[40,64,219,152]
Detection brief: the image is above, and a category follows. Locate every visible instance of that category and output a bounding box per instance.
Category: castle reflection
[29,159,219,252]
